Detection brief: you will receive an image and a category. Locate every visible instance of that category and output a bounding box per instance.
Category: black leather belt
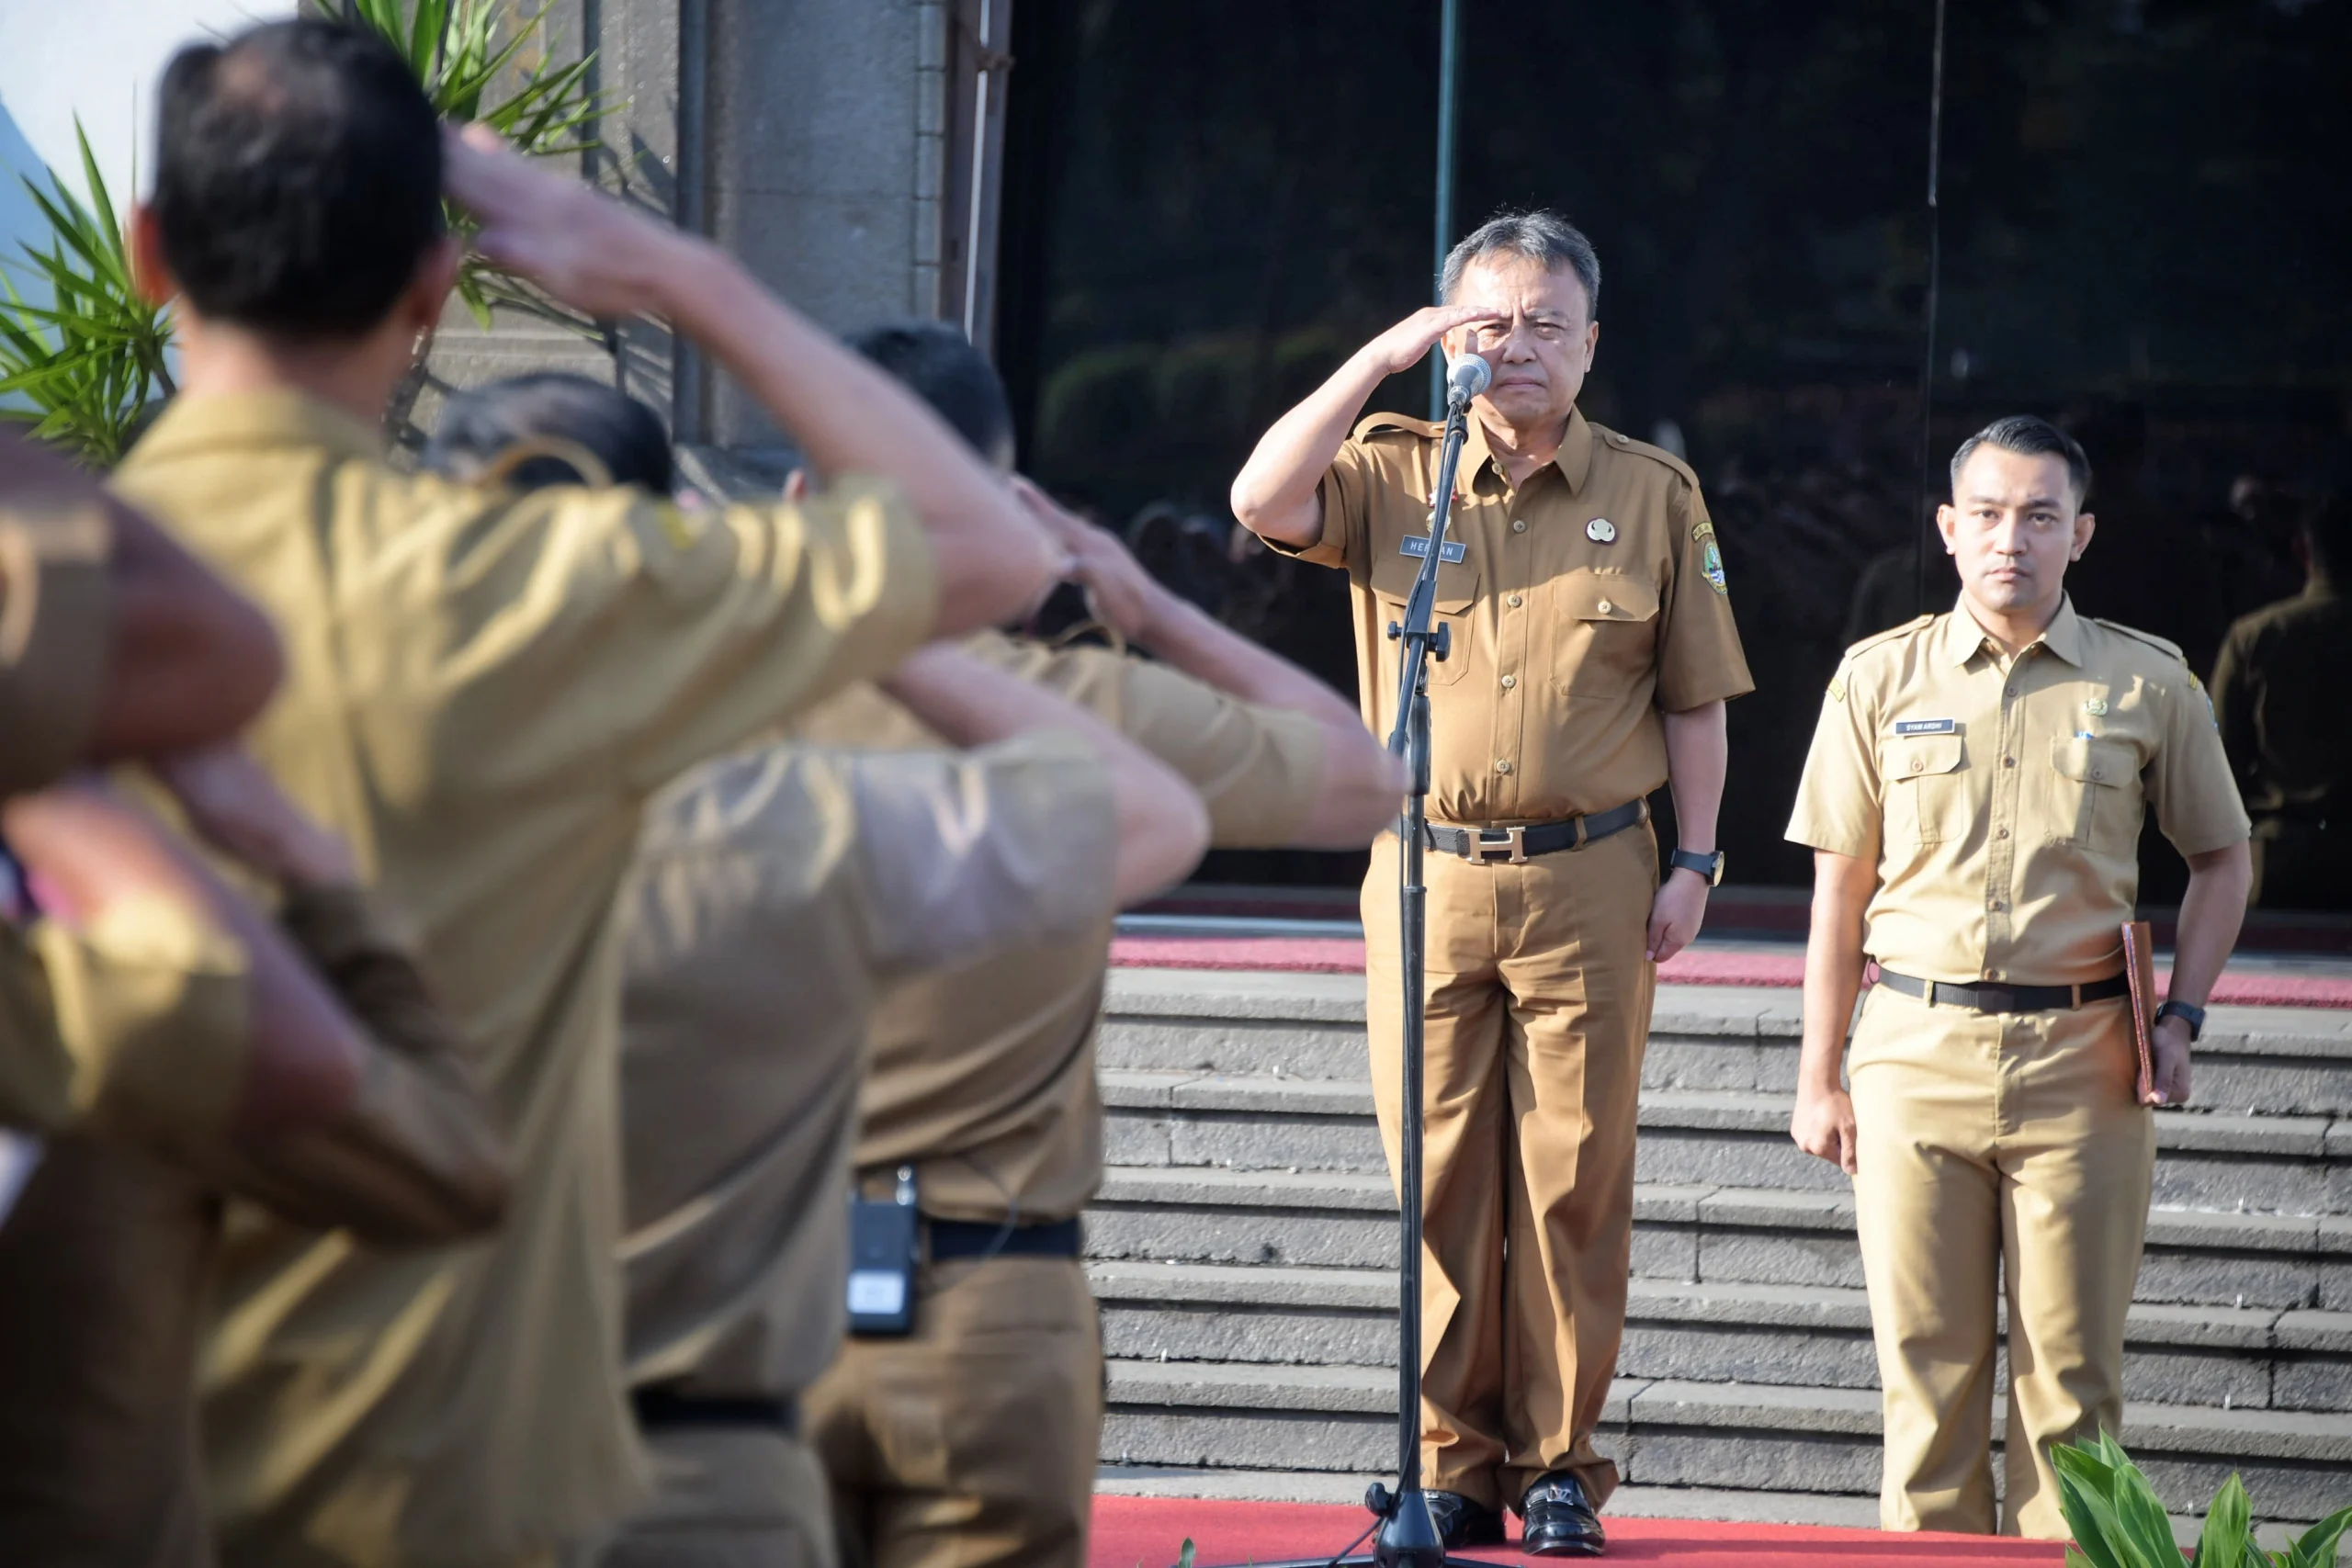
[631,1387,798,1435]
[928,1215,1082,1262]
[1876,967,2131,1014]
[1423,799,1646,864]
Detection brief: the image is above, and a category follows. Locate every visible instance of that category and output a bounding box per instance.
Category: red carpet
[1109,937,2352,1009]
[1090,1495,2065,1567]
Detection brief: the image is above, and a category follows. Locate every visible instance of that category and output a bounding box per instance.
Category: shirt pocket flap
[2052,735,2135,787]
[1889,733,1965,780]
[1555,570,1660,623]
[1369,550,1478,614]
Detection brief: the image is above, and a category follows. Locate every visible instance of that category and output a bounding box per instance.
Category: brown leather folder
[2120,919,2157,1103]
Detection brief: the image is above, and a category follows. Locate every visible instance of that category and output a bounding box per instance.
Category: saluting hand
[1012,477,1162,643]
[2145,1015,2194,1107]
[155,746,358,891]
[441,124,682,321]
[1361,303,1508,378]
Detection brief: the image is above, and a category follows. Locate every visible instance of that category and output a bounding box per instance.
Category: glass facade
[995,0,2352,916]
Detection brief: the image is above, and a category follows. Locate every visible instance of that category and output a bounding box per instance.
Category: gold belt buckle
[1471,826,1529,864]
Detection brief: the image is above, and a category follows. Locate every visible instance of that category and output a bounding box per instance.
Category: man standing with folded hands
[1787,414,2253,1538]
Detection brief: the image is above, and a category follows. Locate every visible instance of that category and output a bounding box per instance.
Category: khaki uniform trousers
[807,1254,1102,1568]
[1360,819,1657,1515]
[1849,984,2155,1538]
[582,1427,837,1568]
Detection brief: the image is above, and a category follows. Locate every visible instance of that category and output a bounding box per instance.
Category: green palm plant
[0,0,605,465]
[0,122,175,467]
[320,0,605,329]
[2053,1429,2352,1568]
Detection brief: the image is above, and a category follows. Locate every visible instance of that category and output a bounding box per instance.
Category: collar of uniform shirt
[1941,592,2088,669]
[1457,404,1596,501]
[129,389,381,466]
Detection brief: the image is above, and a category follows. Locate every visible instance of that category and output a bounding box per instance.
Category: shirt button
[2003,757,2017,768]
[1997,827,2010,840]
[1506,593,1523,608]
[2090,767,2104,781]
[1989,898,2004,911]
[1597,598,1613,615]
[1511,519,1528,534]
[2005,687,2017,700]
[1495,760,1513,774]
[1500,674,1517,690]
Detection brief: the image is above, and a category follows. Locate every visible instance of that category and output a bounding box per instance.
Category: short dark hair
[1949,415,2094,507]
[848,320,1015,468]
[1441,210,1602,321]
[153,18,443,336]
[422,373,674,494]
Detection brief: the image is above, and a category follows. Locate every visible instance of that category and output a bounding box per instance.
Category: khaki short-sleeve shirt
[1786,598,2250,985]
[1264,407,1752,823]
[0,896,249,1141]
[789,631,1326,1222]
[0,497,110,799]
[111,389,937,1566]
[617,731,1116,1402]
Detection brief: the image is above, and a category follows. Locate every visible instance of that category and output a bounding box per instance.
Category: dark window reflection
[997,0,2352,917]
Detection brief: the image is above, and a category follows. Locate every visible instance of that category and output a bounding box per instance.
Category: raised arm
[441,127,1062,638]
[1229,303,1497,548]
[1791,848,1877,1176]
[0,434,282,769]
[880,645,1209,907]
[1014,480,1404,846]
[5,768,507,1243]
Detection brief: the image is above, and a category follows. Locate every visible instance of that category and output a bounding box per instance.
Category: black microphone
[1444,352,1491,412]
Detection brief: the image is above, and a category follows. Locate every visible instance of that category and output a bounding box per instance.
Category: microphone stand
[1193,380,1489,1568]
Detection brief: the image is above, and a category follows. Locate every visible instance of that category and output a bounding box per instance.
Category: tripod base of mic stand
[1181,1483,1502,1568]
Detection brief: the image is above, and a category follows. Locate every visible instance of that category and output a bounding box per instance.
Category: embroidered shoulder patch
[1702,538,1728,594]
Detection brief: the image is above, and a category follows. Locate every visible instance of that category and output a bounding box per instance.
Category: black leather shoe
[1421,1490,1507,1549]
[1519,1471,1607,1556]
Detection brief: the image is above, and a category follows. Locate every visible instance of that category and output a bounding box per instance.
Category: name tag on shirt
[1892,718,1958,736]
[1399,535,1466,563]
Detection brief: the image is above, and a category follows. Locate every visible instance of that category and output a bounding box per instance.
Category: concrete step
[1088,1261,2352,1413]
[1101,1071,2352,1215]
[1098,1362,2352,1524]
[1084,1169,2352,1312]
[1101,971,2352,1118]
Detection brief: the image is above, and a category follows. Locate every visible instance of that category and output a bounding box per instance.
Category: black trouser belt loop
[1422,798,1647,864]
[927,1215,1083,1262]
[631,1387,798,1435]
[1876,967,2132,1014]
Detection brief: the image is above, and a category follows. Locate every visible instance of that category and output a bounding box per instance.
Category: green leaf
[1176,1540,1195,1568]
[2053,1438,2135,1568]
[2193,1474,2252,1568]
[2283,1506,2352,1568]
[2111,1448,2185,1568]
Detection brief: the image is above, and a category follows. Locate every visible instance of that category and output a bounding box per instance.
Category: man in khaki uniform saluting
[109,21,1061,1566]
[0,429,285,1127]
[0,438,509,1563]
[1787,415,2253,1537]
[414,371,1211,1568]
[797,322,1406,1568]
[1233,213,1751,1555]
[605,643,1206,1568]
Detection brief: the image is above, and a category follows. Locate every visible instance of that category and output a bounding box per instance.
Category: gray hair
[1440,210,1602,320]
[1950,414,2094,506]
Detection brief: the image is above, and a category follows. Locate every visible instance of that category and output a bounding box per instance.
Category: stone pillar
[426,0,998,491]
